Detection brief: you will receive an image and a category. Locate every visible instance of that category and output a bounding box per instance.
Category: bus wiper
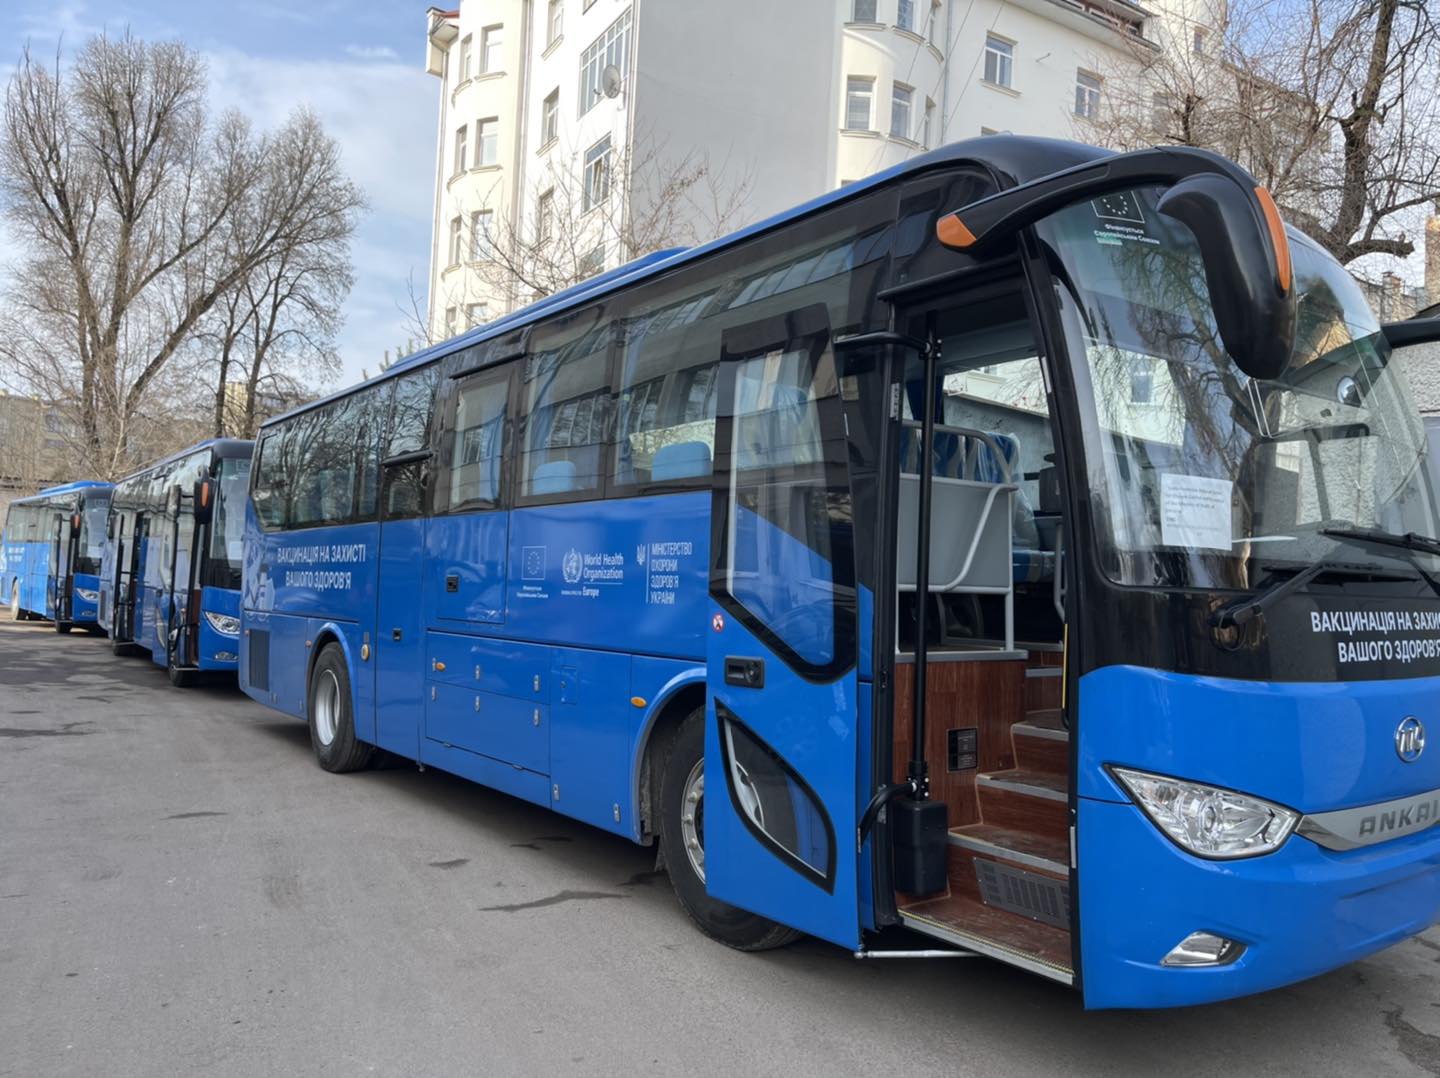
[1320,526,1440,599]
[1320,526,1440,557]
[1210,561,1381,629]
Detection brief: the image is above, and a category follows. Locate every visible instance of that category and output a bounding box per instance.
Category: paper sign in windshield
[1160,473,1233,551]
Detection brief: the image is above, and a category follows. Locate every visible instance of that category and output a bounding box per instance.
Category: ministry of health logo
[562,548,583,585]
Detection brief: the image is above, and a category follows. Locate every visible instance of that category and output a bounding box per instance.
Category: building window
[579,246,604,278]
[1075,70,1101,119]
[458,34,473,82]
[851,0,877,21]
[1192,27,1206,55]
[470,209,494,260]
[445,306,458,337]
[478,118,498,166]
[983,35,1013,88]
[1150,92,1171,133]
[928,0,941,46]
[897,0,915,32]
[448,216,463,266]
[891,83,913,139]
[1129,356,1154,404]
[541,89,559,146]
[580,10,632,116]
[547,0,563,46]
[465,302,488,329]
[583,135,611,212]
[845,76,874,131]
[923,97,935,148]
[453,124,468,175]
[537,189,555,243]
[481,24,503,74]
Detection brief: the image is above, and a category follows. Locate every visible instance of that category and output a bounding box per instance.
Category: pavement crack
[1385,1008,1440,1077]
[428,858,470,870]
[165,811,227,820]
[478,889,626,913]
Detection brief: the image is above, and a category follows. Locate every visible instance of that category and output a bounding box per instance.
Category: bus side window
[613,292,719,489]
[253,432,286,531]
[520,310,613,500]
[442,370,510,512]
[383,365,440,520]
[353,385,383,520]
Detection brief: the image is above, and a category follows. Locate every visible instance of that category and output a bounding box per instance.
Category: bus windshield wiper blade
[1210,560,1379,629]
[1321,526,1440,557]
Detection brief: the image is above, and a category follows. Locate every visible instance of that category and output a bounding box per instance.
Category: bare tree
[1084,0,1440,265]
[433,133,753,330]
[0,35,365,478]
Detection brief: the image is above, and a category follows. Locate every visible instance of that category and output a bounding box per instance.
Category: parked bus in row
[239,135,1440,1008]
[100,439,253,686]
[2,481,113,632]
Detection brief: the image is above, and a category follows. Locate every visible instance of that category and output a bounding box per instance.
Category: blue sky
[0,1,438,390]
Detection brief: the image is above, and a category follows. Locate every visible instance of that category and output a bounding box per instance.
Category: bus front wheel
[167,645,195,687]
[7,581,19,621]
[307,643,373,773]
[54,620,72,634]
[659,707,800,952]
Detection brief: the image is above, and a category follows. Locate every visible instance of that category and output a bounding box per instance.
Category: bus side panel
[548,647,635,835]
[503,493,709,658]
[417,739,552,808]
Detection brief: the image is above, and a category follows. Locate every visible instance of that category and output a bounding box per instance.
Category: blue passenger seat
[531,460,578,495]
[650,441,712,482]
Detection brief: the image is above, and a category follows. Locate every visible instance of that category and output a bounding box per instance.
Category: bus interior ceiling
[890,290,1073,979]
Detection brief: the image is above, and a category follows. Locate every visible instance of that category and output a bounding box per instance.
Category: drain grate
[974,858,1070,930]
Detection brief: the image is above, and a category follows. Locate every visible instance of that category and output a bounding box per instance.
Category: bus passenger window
[521,319,611,498]
[449,377,508,508]
[613,290,719,486]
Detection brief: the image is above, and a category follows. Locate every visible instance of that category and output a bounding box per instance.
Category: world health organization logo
[562,548,583,585]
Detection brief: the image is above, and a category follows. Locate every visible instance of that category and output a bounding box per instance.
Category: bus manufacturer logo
[1396,717,1426,763]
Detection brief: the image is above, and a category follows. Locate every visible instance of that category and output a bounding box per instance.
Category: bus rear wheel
[659,707,799,952]
[307,643,372,773]
[54,620,72,634]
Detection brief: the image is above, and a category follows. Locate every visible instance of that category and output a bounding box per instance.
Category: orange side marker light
[1254,187,1291,293]
[936,213,978,249]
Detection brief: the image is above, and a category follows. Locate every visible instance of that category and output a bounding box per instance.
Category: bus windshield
[78,494,110,574]
[1038,185,1440,591]
[207,456,250,590]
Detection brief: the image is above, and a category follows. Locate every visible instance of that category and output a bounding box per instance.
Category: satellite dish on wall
[601,63,623,99]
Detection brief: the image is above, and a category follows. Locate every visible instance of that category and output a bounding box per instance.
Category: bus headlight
[203,611,241,637]
[75,588,99,603]
[1110,767,1299,859]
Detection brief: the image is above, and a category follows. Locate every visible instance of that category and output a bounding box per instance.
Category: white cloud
[343,44,400,61]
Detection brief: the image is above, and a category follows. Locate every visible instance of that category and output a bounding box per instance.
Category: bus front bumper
[1078,796,1440,1009]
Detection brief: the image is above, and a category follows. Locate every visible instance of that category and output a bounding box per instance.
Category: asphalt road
[2,618,1438,1078]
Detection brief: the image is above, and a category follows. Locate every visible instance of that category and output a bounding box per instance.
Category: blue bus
[2,480,113,631]
[240,136,1440,1008]
[100,439,253,686]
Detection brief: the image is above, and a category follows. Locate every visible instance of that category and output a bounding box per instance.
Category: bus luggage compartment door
[702,309,862,950]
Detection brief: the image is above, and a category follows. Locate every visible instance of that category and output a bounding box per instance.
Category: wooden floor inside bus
[893,651,1073,977]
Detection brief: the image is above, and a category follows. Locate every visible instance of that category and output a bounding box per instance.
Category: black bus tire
[307,643,373,773]
[110,632,139,657]
[54,620,72,634]
[659,706,800,952]
[167,646,196,687]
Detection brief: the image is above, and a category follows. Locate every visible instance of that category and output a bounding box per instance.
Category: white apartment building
[423,0,1191,340]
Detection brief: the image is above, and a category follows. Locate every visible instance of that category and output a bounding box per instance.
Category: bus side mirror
[1155,175,1295,382]
[194,480,214,526]
[935,146,1297,382]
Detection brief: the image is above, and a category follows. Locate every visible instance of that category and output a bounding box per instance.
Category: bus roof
[16,480,114,504]
[262,134,1110,431]
[112,438,254,489]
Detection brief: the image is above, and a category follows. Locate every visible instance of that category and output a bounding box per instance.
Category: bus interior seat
[531,459,578,495]
[650,441,712,482]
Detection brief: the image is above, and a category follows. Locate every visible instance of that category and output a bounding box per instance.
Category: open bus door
[162,476,210,686]
[703,306,863,949]
[111,508,145,653]
[51,507,79,629]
